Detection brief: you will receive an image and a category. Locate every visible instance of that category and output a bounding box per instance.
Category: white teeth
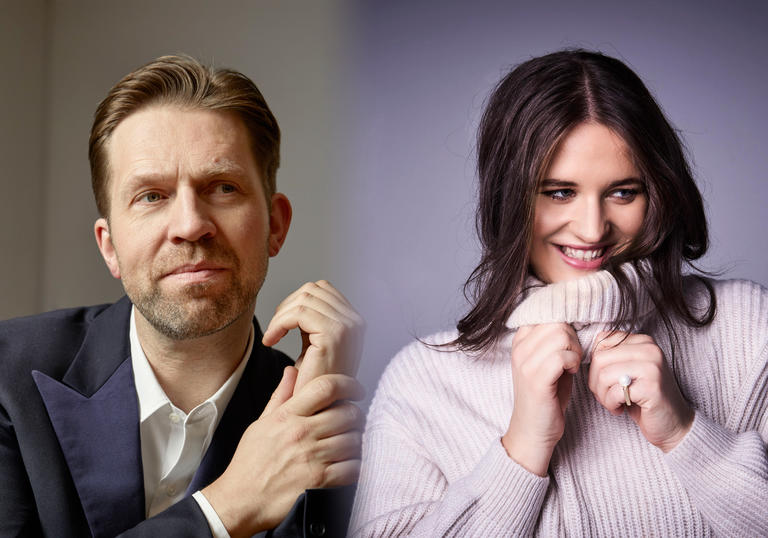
[561,246,605,261]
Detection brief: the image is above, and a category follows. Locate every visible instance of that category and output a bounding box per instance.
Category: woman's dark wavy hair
[453,49,716,353]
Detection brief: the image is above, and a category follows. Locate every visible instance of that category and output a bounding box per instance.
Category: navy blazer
[0,297,352,537]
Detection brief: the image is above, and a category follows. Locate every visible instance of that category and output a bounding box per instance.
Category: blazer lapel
[33,297,145,538]
[187,324,289,494]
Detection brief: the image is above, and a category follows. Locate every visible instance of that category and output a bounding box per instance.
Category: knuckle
[312,376,336,398]
[649,361,664,379]
[343,403,362,425]
[552,332,570,349]
[288,423,310,443]
[316,279,331,287]
[305,462,324,487]
[274,407,292,424]
[597,368,611,388]
[299,282,317,294]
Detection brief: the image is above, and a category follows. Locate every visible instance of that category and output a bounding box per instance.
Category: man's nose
[167,189,216,243]
[572,197,608,243]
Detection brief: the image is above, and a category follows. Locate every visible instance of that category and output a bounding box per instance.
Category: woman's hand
[589,331,694,452]
[502,323,582,476]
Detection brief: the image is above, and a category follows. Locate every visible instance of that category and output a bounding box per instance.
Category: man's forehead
[105,106,257,186]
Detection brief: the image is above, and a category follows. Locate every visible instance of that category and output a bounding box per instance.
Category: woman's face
[530,122,647,283]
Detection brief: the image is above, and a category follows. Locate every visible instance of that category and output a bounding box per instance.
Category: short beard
[123,240,266,340]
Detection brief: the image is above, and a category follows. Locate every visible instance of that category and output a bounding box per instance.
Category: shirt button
[166,485,177,496]
[309,522,326,536]
[169,413,181,424]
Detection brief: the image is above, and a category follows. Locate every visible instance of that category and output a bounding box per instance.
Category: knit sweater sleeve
[348,342,549,537]
[664,279,768,536]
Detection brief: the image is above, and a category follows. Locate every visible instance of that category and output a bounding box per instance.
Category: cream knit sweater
[350,270,768,536]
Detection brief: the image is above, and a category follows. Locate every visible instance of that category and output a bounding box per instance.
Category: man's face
[95,105,290,340]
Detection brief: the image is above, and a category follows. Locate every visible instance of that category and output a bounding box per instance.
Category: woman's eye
[610,188,639,202]
[542,189,575,201]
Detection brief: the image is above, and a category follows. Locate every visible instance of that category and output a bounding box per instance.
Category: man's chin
[132,290,255,341]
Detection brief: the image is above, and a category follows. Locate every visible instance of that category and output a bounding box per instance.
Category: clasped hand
[203,280,366,536]
[262,280,365,392]
[502,323,694,476]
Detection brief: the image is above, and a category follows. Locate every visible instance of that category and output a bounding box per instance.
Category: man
[0,55,364,537]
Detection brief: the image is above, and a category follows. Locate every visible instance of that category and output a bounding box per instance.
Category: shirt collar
[130,307,254,423]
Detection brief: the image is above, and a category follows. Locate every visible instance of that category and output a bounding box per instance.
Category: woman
[349,50,768,536]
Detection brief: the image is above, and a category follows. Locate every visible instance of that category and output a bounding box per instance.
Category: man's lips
[162,262,228,282]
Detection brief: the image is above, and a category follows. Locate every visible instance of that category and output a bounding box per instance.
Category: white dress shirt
[130,308,252,537]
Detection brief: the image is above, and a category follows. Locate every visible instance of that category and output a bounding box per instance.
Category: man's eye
[542,189,574,201]
[140,192,163,203]
[212,183,237,195]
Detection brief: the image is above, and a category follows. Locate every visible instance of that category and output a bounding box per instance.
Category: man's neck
[134,309,254,413]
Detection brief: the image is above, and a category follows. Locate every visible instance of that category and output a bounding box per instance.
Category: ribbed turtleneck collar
[503,263,656,362]
[506,262,655,329]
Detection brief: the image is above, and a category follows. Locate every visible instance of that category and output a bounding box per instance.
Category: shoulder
[684,275,768,309]
[368,329,511,427]
[0,301,118,378]
[681,276,768,362]
[378,330,472,391]
[684,276,768,330]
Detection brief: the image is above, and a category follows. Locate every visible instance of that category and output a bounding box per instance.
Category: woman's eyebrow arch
[539,177,643,188]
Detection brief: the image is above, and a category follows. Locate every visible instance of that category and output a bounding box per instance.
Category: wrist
[656,409,695,453]
[501,433,554,477]
[202,480,269,538]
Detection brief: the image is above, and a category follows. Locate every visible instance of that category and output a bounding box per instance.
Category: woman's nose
[571,197,608,243]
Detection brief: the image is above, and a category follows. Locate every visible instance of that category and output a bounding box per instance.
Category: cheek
[616,201,647,239]
[532,202,566,243]
[530,204,561,272]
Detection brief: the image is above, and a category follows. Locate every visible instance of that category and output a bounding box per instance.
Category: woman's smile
[530,122,647,283]
[555,243,611,269]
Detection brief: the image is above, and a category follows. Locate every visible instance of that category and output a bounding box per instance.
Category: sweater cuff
[463,439,549,535]
[664,411,768,514]
[665,411,733,472]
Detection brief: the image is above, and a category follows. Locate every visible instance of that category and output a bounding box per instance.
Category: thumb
[260,366,298,417]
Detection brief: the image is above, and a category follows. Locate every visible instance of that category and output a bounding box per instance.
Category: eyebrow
[122,160,249,189]
[200,160,249,178]
[539,177,644,189]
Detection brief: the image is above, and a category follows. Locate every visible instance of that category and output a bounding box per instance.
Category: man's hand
[262,280,365,392]
[201,366,365,537]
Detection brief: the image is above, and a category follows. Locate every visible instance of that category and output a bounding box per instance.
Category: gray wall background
[1,0,353,360]
[2,1,767,403]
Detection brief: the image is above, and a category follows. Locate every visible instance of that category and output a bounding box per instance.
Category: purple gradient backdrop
[348,0,768,398]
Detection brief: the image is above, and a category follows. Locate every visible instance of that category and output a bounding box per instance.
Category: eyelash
[542,189,575,201]
[135,183,237,204]
[215,183,237,194]
[541,188,642,202]
[139,192,164,203]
